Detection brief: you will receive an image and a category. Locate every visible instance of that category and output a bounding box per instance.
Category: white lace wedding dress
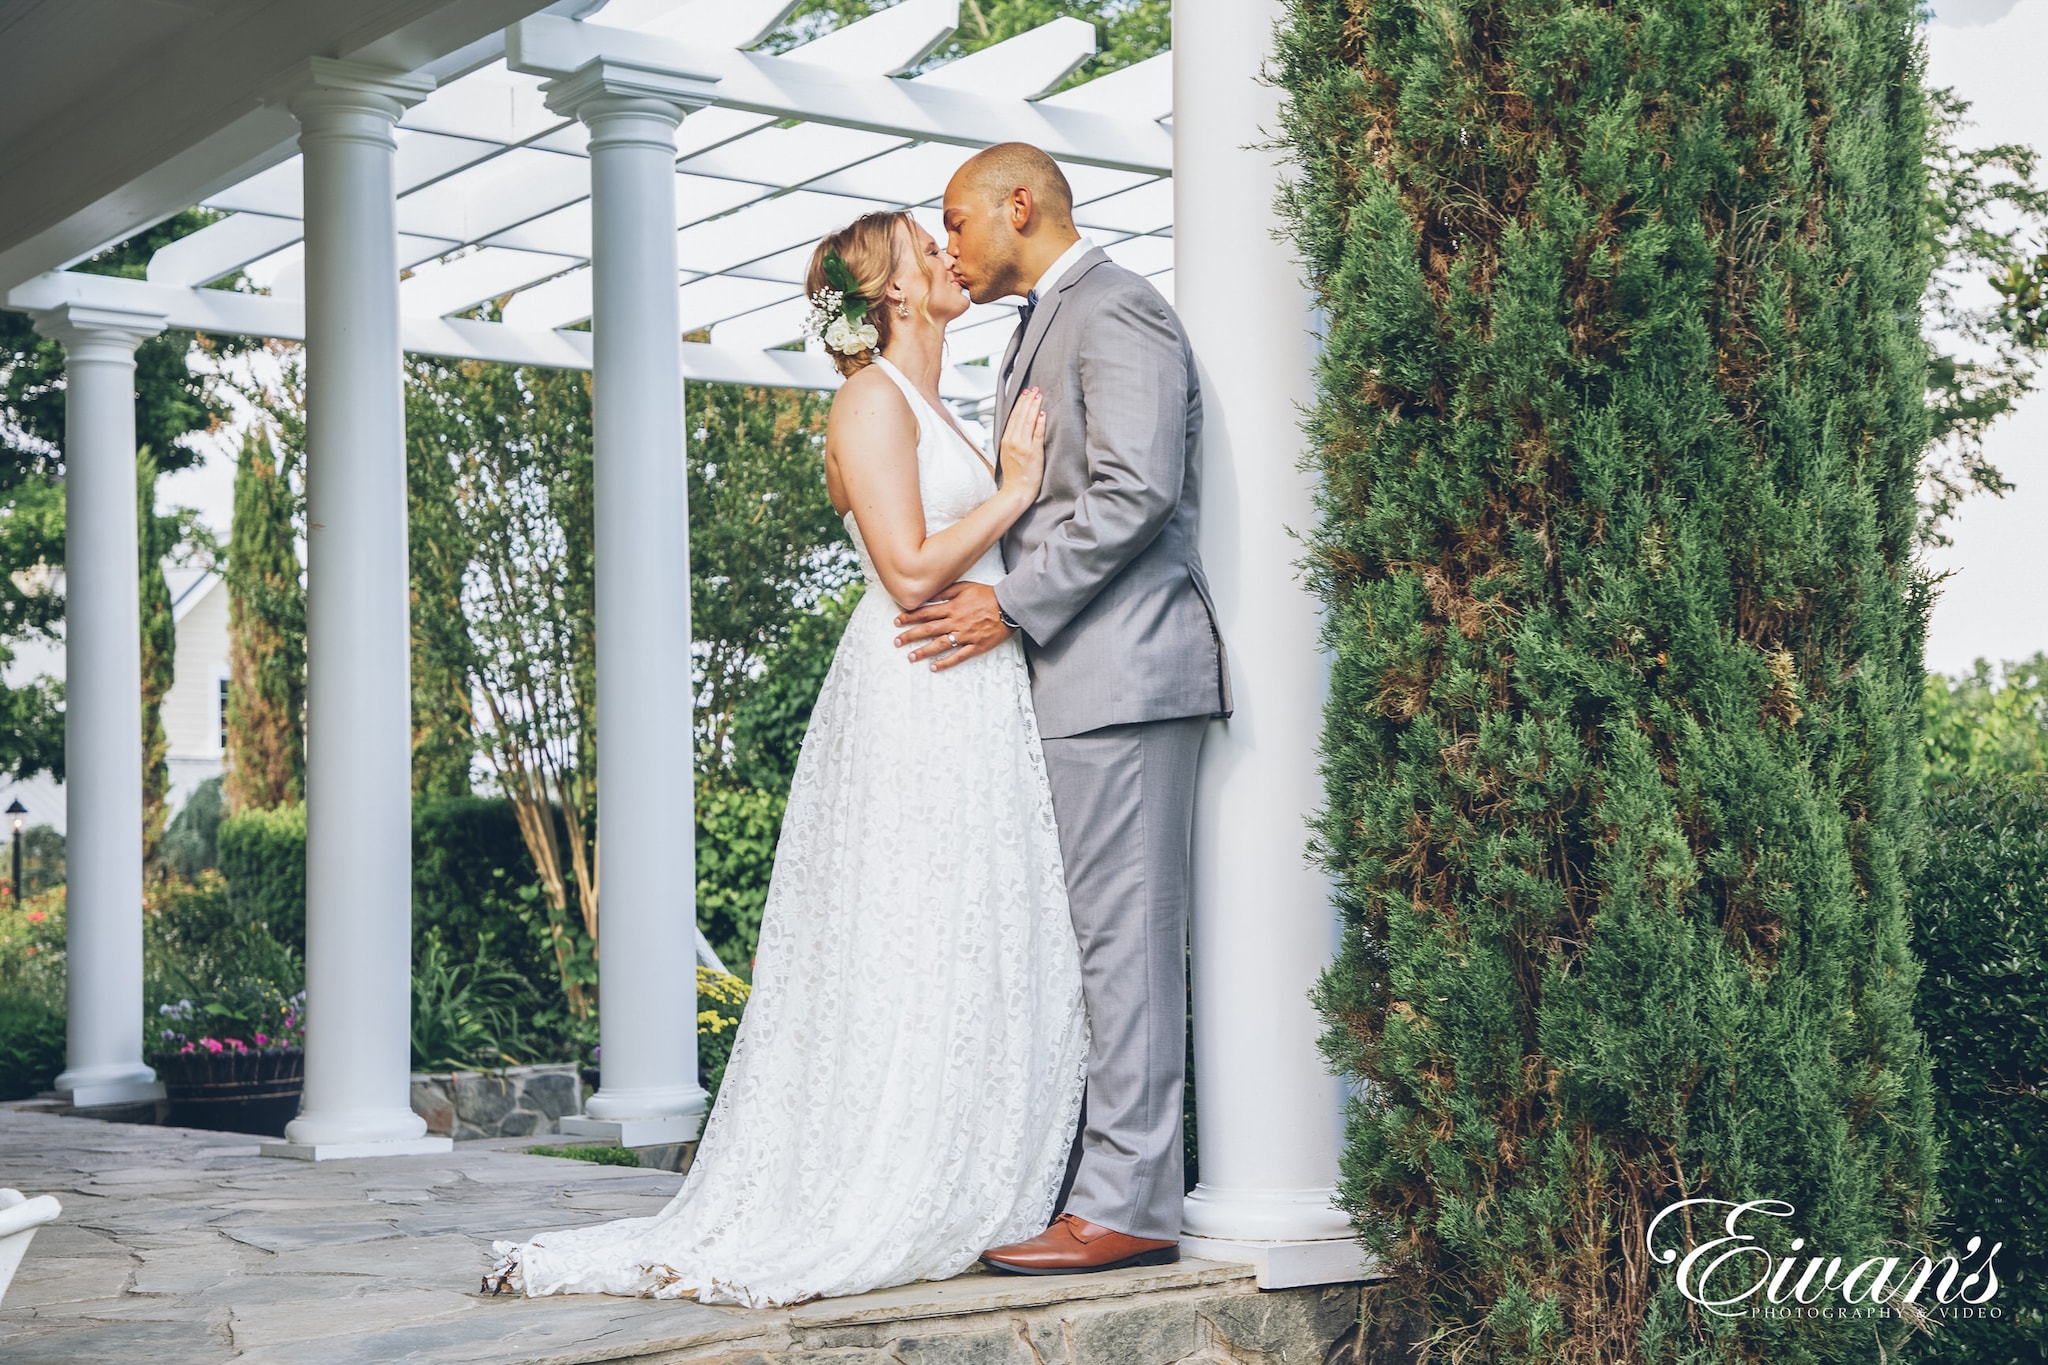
[489,356,1088,1309]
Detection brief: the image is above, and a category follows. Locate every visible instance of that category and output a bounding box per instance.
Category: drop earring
[896,301,911,318]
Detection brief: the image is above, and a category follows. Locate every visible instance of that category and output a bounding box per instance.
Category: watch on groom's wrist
[998,605,1021,631]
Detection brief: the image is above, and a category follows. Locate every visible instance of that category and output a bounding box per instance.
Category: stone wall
[690,1274,1376,1365]
[408,1064,581,1140]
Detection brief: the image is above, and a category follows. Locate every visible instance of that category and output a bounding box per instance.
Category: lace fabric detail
[489,357,1087,1310]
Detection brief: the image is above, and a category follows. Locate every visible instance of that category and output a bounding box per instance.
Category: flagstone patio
[0,1107,1381,1364]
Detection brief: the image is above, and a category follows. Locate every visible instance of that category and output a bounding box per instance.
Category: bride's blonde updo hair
[806,210,916,378]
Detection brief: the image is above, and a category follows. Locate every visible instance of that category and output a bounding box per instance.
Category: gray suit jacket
[992,247,1232,740]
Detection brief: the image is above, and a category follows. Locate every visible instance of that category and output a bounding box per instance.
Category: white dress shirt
[1004,236,1095,401]
[1028,234,1096,302]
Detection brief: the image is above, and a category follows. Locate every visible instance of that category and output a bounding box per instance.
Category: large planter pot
[152,1047,303,1138]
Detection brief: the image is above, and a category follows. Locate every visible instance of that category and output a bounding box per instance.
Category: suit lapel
[998,291,1063,441]
[995,247,1112,476]
[996,319,1028,442]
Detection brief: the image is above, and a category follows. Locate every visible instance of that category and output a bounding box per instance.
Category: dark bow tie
[1004,289,1041,390]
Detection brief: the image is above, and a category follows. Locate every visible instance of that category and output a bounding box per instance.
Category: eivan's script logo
[1646,1199,2003,1319]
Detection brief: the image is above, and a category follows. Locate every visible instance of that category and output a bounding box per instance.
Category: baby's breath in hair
[803,251,881,357]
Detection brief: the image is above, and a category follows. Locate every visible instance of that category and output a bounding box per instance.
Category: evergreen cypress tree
[1277,0,1938,1358]
[137,446,175,868]
[223,428,304,813]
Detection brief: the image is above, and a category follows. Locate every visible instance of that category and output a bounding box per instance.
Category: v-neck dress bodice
[844,356,1005,592]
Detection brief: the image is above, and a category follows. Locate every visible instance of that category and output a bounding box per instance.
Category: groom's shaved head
[943,143,1082,303]
[955,143,1075,229]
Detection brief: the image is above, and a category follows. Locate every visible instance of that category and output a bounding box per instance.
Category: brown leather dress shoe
[980,1214,1180,1275]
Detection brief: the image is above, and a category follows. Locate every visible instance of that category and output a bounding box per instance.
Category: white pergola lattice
[12,0,1174,403]
[1,0,1358,1286]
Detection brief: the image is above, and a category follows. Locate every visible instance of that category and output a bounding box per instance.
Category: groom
[894,143,1231,1274]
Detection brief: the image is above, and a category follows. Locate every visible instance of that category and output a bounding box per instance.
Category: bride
[485,211,1088,1309]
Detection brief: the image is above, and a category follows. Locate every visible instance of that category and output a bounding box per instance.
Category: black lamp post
[7,799,26,906]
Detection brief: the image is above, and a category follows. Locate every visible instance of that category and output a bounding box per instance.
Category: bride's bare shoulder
[827,365,915,441]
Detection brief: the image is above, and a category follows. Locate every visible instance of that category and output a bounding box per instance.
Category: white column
[1174,0,1366,1288]
[267,59,447,1160]
[546,59,718,1149]
[35,304,168,1110]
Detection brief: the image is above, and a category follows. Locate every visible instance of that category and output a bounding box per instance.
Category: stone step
[0,1108,1388,1365]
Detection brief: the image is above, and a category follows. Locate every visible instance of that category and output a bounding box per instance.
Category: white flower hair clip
[804,251,881,357]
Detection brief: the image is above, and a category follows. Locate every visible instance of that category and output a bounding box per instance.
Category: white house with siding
[0,565,231,835]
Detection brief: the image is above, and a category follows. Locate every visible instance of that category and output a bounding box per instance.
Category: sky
[153,5,2048,679]
[1921,0,2048,676]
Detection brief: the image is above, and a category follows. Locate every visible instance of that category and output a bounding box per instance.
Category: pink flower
[253,1034,268,1046]
[25,910,43,924]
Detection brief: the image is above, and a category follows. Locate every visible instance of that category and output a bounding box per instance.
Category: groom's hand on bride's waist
[895,582,1013,671]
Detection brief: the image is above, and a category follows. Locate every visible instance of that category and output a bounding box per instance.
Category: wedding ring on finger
[947,632,959,647]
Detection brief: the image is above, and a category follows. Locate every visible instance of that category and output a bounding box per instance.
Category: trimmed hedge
[412,796,555,992]
[0,1000,65,1102]
[214,792,785,994]
[1916,776,2048,1361]
[216,803,306,956]
[1277,0,1938,1357]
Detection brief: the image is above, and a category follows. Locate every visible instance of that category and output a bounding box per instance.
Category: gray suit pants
[1041,715,1206,1242]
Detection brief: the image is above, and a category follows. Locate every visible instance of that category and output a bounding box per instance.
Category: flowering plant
[156,984,305,1056]
[802,251,880,357]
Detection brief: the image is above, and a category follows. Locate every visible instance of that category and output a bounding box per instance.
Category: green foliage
[773,0,1168,85]
[406,356,598,1015]
[223,423,305,812]
[1922,90,2048,543]
[0,886,67,1011]
[0,212,247,785]
[689,383,853,763]
[138,445,178,867]
[526,1143,642,1167]
[726,584,863,792]
[153,978,303,1054]
[144,871,302,1021]
[403,361,476,800]
[216,803,306,957]
[161,775,225,880]
[0,211,227,478]
[410,931,543,1071]
[412,796,557,993]
[1914,776,2048,1361]
[16,824,64,897]
[696,966,751,1109]
[1923,655,2048,792]
[1278,0,1938,1357]
[695,782,786,974]
[0,999,65,1101]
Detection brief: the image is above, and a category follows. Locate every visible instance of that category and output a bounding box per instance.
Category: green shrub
[696,783,785,974]
[0,886,67,1009]
[410,931,543,1072]
[144,872,302,1037]
[695,966,749,1109]
[16,825,64,897]
[1277,0,1938,1356]
[413,796,557,992]
[160,775,225,879]
[0,999,64,1101]
[1915,776,2048,1361]
[726,583,861,791]
[1924,655,2048,791]
[216,803,306,956]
